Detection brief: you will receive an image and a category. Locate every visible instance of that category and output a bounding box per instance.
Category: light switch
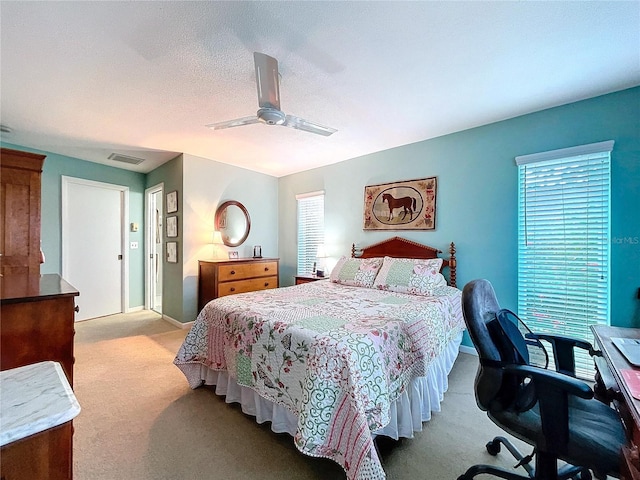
[130,241,139,249]
[130,223,139,232]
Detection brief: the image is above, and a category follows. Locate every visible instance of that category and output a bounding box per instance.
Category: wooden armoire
[0,147,46,276]
[1,147,80,480]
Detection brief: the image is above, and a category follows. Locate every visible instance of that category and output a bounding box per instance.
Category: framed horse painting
[363,177,437,230]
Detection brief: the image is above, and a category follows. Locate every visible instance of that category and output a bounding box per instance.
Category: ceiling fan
[206,52,337,137]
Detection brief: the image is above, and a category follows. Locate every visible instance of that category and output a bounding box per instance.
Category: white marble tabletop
[0,361,81,447]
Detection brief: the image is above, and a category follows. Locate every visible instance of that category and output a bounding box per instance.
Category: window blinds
[296,192,325,276]
[516,141,613,379]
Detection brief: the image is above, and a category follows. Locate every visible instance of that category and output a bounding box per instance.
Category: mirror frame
[215,200,251,247]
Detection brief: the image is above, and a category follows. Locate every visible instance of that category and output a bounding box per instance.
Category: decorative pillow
[372,256,446,296]
[330,256,383,288]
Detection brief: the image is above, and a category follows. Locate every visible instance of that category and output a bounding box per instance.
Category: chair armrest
[526,332,597,376]
[531,333,595,354]
[503,364,595,455]
[503,364,594,400]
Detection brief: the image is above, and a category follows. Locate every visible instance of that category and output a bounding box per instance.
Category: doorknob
[118,254,123,260]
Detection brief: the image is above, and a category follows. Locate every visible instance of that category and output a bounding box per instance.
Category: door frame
[144,183,164,311]
[61,176,129,316]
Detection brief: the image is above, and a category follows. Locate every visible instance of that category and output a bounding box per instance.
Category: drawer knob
[74,305,80,313]
[264,267,269,271]
[264,282,269,287]
[230,270,236,275]
[230,287,236,292]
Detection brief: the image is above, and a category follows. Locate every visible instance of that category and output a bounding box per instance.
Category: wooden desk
[592,325,640,479]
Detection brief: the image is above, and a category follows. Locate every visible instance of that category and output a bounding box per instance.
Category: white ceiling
[1,1,638,177]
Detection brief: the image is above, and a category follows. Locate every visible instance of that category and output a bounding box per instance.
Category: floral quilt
[174,281,464,480]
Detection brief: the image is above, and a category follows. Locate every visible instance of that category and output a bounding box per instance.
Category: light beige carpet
[73,310,529,480]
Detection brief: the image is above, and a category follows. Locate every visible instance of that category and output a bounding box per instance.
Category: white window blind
[297,192,324,276]
[517,141,613,379]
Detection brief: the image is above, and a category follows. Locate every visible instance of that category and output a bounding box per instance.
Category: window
[517,141,613,378]
[296,191,324,275]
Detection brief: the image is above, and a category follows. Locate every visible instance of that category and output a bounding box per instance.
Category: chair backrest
[462,279,543,413]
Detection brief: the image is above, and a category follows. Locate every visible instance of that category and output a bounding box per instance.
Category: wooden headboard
[351,236,457,288]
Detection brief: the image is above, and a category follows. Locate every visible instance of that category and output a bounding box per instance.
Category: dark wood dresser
[198,258,279,312]
[0,273,79,480]
[0,274,79,384]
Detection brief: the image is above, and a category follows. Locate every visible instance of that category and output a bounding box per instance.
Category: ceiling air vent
[108,153,145,165]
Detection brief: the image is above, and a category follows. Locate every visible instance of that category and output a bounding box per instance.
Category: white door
[62,177,128,321]
[145,184,163,313]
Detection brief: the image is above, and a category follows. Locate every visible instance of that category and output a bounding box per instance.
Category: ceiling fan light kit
[206,52,337,137]
[257,108,286,125]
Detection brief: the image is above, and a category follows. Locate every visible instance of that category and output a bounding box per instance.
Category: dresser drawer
[218,261,278,282]
[198,258,280,312]
[218,275,278,297]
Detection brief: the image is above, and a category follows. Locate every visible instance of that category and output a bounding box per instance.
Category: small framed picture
[167,242,178,263]
[166,191,178,214]
[228,251,239,259]
[166,216,178,238]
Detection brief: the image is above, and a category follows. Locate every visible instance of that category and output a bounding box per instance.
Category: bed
[174,237,464,480]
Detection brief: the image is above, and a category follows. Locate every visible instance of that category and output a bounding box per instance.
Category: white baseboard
[162,315,194,329]
[127,305,144,313]
[459,344,478,356]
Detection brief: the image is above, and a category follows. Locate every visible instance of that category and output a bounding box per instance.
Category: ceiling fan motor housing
[257,108,286,125]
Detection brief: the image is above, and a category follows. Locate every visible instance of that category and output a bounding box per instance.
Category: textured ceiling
[1,1,638,177]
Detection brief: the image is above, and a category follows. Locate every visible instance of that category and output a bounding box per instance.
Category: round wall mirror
[215,200,251,247]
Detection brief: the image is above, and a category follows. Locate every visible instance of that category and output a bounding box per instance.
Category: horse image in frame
[382,193,417,221]
[363,177,437,230]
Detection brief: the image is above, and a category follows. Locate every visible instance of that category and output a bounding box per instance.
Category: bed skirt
[194,331,463,441]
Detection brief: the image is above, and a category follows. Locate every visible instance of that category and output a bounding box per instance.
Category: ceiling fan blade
[283,115,337,137]
[205,116,259,130]
[254,52,281,111]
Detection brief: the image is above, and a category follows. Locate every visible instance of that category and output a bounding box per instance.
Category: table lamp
[315,244,327,277]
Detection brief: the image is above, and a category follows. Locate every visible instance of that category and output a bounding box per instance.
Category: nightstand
[295,274,328,285]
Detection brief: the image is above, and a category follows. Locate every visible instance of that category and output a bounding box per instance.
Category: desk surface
[592,326,640,436]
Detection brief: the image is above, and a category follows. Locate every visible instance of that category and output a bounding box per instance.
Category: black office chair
[459,279,626,480]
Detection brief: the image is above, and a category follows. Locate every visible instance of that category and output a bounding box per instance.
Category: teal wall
[182,153,279,323]
[144,153,278,324]
[278,86,640,345]
[146,155,184,322]
[4,87,638,331]
[1,142,147,308]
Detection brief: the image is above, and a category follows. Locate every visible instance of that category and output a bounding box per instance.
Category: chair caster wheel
[486,439,501,456]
